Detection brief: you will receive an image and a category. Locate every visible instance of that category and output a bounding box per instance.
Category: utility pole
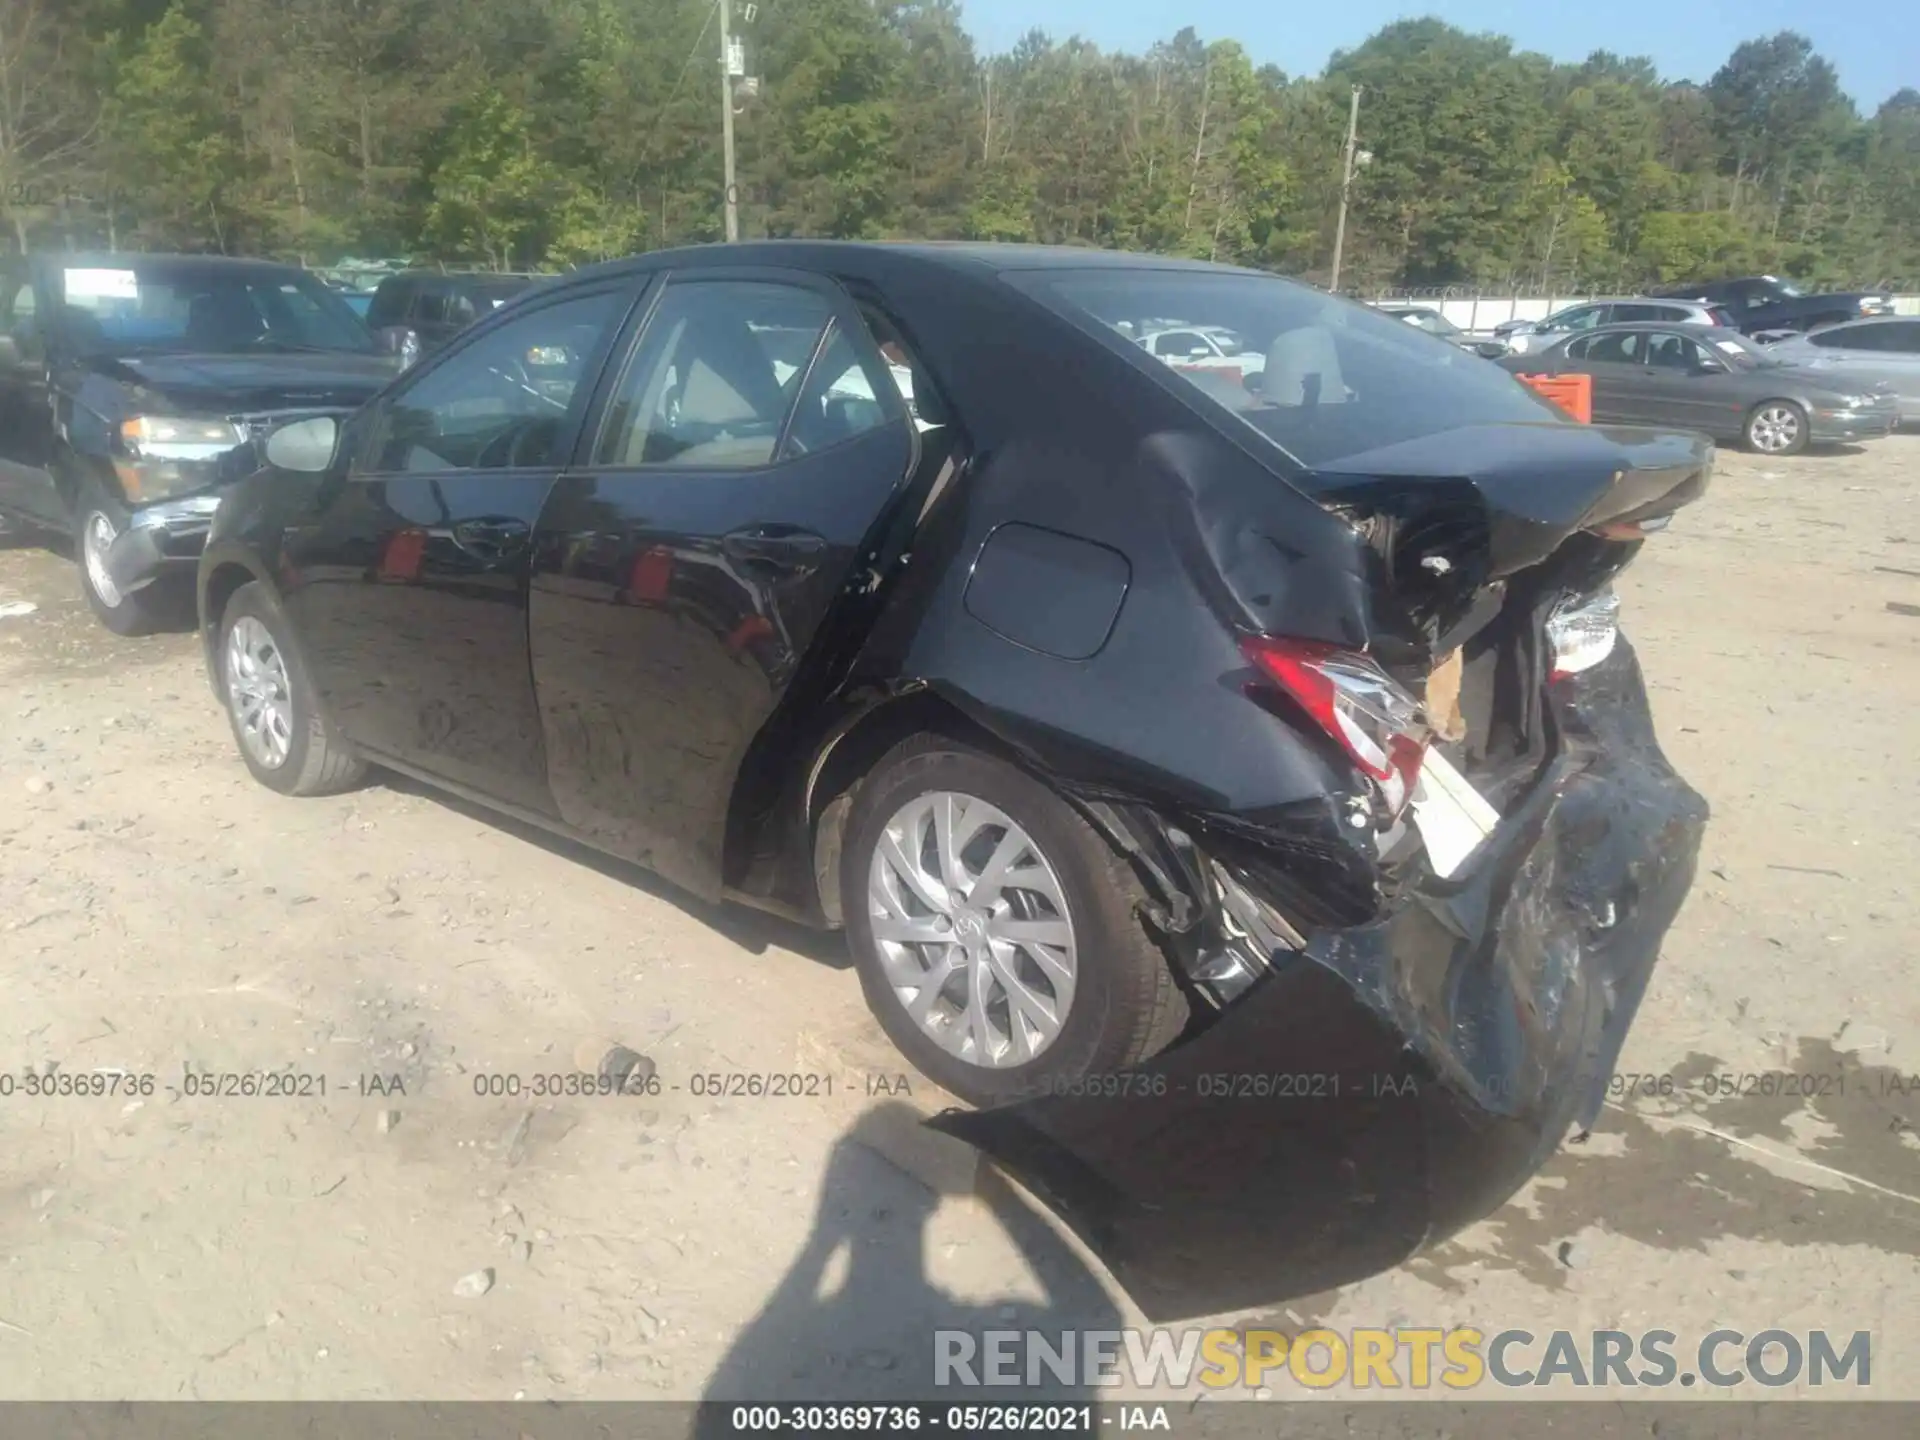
[1328,85,1361,293]
[718,0,740,242]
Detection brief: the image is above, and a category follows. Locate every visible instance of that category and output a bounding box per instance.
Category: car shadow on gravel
[694,1100,1122,1418]
[377,770,852,969]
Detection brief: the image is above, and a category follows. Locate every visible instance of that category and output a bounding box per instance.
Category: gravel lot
[2,436,1917,1402]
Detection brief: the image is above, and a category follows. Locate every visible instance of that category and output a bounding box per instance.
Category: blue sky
[959,0,1915,110]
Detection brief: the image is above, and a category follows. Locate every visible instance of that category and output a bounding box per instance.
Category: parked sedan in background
[1499,322,1899,454]
[197,240,1709,1319]
[1134,323,1266,377]
[1497,298,1732,356]
[1761,316,1920,424]
[1374,304,1509,358]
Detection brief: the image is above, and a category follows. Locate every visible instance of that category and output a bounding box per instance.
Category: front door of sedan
[1555,331,1648,423]
[1639,331,1745,436]
[281,280,639,813]
[528,272,918,901]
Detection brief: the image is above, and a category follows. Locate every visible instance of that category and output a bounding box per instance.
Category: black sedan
[0,252,396,632]
[1499,322,1899,454]
[199,242,1709,1317]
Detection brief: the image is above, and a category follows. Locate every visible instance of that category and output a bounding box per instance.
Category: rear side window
[594,280,841,469]
[1020,268,1559,470]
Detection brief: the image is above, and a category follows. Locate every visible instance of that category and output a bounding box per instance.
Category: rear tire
[215,581,366,796]
[75,479,168,636]
[1744,400,1809,456]
[841,736,1187,1107]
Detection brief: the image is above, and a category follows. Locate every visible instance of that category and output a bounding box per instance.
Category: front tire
[1745,400,1809,456]
[75,480,168,636]
[216,581,366,796]
[841,737,1187,1107]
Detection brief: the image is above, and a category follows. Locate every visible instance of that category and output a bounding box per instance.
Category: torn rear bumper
[931,640,1707,1321]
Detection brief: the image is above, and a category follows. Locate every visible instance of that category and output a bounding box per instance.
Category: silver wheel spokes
[1752,406,1800,453]
[83,512,123,609]
[868,791,1077,1070]
[225,616,295,770]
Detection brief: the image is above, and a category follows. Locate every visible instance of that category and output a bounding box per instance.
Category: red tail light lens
[1240,636,1431,817]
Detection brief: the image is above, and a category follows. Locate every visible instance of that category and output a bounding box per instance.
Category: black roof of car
[564,240,1269,286]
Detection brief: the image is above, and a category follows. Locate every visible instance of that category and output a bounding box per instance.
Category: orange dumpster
[1516,372,1592,423]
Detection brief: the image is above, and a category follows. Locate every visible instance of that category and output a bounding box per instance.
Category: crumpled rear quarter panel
[931,639,1708,1321]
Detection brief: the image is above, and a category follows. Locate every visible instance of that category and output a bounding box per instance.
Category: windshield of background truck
[56,261,378,355]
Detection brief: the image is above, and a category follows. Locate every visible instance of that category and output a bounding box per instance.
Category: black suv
[363,270,544,366]
[0,252,398,633]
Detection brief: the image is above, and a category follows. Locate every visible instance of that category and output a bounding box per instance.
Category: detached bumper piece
[932,642,1707,1321]
[105,494,224,596]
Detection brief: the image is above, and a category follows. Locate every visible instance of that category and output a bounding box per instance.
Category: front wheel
[1745,400,1809,456]
[841,737,1187,1107]
[75,480,170,636]
[216,581,366,796]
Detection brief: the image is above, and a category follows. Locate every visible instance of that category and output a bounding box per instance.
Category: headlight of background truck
[114,416,246,501]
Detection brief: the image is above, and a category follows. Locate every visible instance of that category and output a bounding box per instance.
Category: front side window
[594,281,838,469]
[1021,268,1561,469]
[1543,305,1606,332]
[360,290,618,474]
[1582,331,1646,366]
[1645,333,1708,371]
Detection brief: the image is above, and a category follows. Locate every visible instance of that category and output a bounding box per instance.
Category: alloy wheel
[1749,405,1802,453]
[867,791,1077,1069]
[82,512,123,609]
[224,615,296,770]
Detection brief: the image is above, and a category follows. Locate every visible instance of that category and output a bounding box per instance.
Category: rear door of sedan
[527,268,919,901]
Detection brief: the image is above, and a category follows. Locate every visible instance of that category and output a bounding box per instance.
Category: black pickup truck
[0,252,397,633]
[1652,275,1896,336]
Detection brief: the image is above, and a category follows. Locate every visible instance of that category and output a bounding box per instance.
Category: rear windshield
[1018,268,1559,469]
[54,260,378,355]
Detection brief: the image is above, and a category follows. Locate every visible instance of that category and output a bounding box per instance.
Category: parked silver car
[1761,316,1920,424]
[1498,299,1735,356]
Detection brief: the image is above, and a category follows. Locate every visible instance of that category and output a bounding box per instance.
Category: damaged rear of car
[196,243,1708,1318]
[794,255,1710,1319]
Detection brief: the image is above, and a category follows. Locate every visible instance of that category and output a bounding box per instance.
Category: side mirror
[0,333,31,370]
[264,415,341,473]
[1692,358,1728,375]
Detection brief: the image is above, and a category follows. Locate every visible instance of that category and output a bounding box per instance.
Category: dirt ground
[1,435,1917,1405]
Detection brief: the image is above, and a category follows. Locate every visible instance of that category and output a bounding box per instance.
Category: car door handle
[721,526,830,568]
[451,517,530,560]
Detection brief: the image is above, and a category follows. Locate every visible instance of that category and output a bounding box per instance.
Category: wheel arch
[197,548,277,695]
[798,689,1025,928]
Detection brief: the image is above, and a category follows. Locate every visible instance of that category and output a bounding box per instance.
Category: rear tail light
[1546,589,1620,680]
[1240,636,1431,818]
